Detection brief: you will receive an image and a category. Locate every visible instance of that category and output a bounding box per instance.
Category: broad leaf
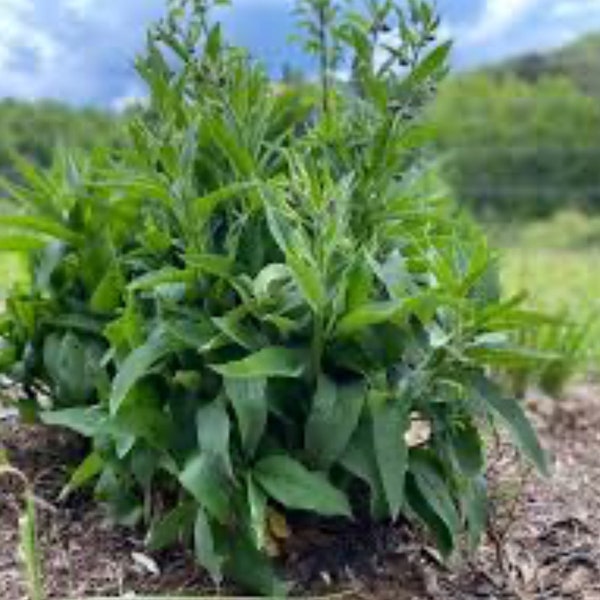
[179,454,232,524]
[196,400,232,477]
[372,400,410,519]
[254,455,352,517]
[110,328,180,414]
[40,406,106,437]
[210,347,305,379]
[471,372,549,476]
[224,377,267,457]
[194,507,223,584]
[305,376,366,469]
[146,502,196,551]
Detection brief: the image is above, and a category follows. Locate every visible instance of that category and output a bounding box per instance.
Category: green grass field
[497,211,600,370]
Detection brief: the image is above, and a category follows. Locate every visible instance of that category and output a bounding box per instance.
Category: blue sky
[1,0,600,108]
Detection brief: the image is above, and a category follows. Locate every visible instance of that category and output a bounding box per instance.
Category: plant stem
[317,3,330,116]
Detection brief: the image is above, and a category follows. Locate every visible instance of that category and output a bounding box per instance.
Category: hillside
[491,33,600,100]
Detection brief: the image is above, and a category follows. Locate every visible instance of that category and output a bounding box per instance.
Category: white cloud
[551,0,600,19]
[0,0,61,84]
[462,0,541,44]
[63,0,94,19]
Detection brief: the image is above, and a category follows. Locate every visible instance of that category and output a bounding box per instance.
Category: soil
[2,383,600,600]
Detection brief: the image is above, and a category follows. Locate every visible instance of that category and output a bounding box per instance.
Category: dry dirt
[2,384,600,600]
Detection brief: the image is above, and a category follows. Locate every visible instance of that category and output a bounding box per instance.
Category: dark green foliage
[432,74,600,218]
[0,0,548,593]
[0,99,122,182]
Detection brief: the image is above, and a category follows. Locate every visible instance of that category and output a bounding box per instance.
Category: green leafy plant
[506,310,596,397]
[0,0,548,594]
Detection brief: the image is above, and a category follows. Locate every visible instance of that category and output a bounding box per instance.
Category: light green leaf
[0,235,49,252]
[254,454,351,517]
[40,406,106,437]
[305,376,366,469]
[184,253,233,278]
[128,267,196,292]
[335,300,406,336]
[0,215,82,245]
[286,250,325,313]
[210,347,305,379]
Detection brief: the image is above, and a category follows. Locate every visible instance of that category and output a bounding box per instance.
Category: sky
[1,0,600,108]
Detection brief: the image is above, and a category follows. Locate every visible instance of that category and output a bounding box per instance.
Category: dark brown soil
[2,383,600,599]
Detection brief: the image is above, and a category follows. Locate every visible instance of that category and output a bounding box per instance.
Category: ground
[2,382,600,600]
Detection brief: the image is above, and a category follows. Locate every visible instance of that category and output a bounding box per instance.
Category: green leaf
[286,250,325,313]
[210,347,306,379]
[305,376,366,469]
[253,454,352,517]
[110,328,180,414]
[193,181,260,221]
[406,472,454,557]
[196,400,232,477]
[372,400,410,519]
[409,450,460,537]
[224,377,267,457]
[212,308,259,351]
[340,417,387,519]
[60,452,104,500]
[40,406,106,437]
[450,420,484,477]
[471,372,549,476]
[194,507,223,584]
[179,454,232,524]
[128,267,196,292]
[184,253,233,278]
[146,502,196,551]
[247,475,268,550]
[464,476,488,551]
[335,296,432,336]
[0,215,82,245]
[0,235,48,252]
[224,533,287,596]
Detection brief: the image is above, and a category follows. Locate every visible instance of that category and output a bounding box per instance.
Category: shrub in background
[0,0,547,593]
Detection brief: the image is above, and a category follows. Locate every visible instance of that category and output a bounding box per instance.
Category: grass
[496,210,600,379]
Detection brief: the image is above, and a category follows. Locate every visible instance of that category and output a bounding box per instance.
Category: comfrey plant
[0,0,547,593]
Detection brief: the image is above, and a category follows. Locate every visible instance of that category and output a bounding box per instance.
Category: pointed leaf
[372,400,410,519]
[224,377,267,457]
[194,507,223,584]
[254,455,351,517]
[471,372,549,476]
[305,376,366,469]
[210,347,305,379]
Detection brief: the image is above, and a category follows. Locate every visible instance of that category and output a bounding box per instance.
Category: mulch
[2,383,600,600]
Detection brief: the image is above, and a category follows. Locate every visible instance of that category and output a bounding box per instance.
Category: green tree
[432,73,600,218]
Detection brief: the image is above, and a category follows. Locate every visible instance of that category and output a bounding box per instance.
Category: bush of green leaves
[0,0,547,594]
